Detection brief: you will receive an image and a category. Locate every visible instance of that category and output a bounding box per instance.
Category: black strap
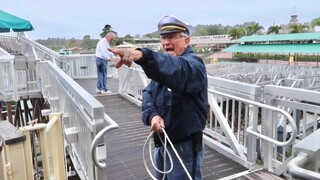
[191,132,202,179]
[192,151,197,179]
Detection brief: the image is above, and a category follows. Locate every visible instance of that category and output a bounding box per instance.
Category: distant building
[279,15,312,34]
[289,15,299,24]
[134,37,160,44]
[115,42,136,48]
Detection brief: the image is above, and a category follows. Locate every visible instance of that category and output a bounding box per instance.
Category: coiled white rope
[142,128,193,180]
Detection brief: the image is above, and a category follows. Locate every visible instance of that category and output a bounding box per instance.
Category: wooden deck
[75,77,287,180]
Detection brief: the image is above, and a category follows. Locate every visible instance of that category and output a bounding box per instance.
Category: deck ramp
[76,78,249,179]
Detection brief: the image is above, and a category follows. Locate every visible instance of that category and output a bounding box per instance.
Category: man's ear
[185,37,190,47]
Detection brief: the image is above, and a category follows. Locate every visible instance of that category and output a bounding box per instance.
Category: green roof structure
[223,32,320,54]
[236,32,320,43]
[223,43,320,53]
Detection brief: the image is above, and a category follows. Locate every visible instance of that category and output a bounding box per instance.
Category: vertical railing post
[263,92,275,172]
[246,88,260,164]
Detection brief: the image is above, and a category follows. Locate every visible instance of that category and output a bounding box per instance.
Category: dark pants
[154,139,204,180]
[96,57,108,91]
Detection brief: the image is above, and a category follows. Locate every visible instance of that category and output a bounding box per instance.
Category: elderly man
[109,15,208,180]
[95,31,116,94]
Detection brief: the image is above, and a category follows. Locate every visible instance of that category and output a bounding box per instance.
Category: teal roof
[236,32,320,43]
[222,43,320,53]
[0,10,34,32]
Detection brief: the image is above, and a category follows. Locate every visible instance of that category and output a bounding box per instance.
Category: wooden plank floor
[75,77,285,180]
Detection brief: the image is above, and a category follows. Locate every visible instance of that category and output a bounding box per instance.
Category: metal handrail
[19,36,70,71]
[90,114,118,169]
[287,152,320,180]
[208,89,297,147]
[20,36,61,60]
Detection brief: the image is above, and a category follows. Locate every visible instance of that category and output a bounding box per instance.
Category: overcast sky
[2,0,320,40]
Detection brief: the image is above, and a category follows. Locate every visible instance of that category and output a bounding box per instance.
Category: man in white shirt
[95,32,116,94]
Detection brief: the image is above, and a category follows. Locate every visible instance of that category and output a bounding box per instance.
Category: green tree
[311,17,320,31]
[193,24,230,36]
[207,25,220,35]
[289,23,310,33]
[99,24,117,38]
[68,38,78,48]
[123,34,135,44]
[227,27,245,40]
[246,22,264,35]
[193,25,209,36]
[81,35,92,49]
[267,25,282,34]
[144,32,160,38]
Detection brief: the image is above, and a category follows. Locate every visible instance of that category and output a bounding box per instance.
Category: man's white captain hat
[158,15,194,36]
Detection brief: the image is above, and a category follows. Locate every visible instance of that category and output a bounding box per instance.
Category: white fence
[0,31,119,180]
[1,31,319,178]
[117,64,320,177]
[38,60,118,180]
[0,33,117,102]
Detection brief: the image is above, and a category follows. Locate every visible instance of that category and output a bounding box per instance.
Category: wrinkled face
[160,32,190,56]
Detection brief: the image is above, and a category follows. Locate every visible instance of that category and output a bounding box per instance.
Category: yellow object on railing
[19,113,66,180]
[0,120,33,180]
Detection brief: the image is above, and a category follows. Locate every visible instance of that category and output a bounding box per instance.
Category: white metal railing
[206,63,315,77]
[0,33,118,102]
[0,31,19,38]
[287,129,320,180]
[0,55,40,102]
[62,54,118,79]
[287,152,320,180]
[263,85,320,174]
[2,31,320,178]
[117,65,149,106]
[205,88,297,168]
[117,64,320,176]
[1,30,120,178]
[38,61,118,180]
[19,34,63,66]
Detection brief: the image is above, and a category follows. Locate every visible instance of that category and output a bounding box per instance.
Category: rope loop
[142,128,193,180]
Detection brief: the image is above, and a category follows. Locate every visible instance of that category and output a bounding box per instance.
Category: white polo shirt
[95,38,115,60]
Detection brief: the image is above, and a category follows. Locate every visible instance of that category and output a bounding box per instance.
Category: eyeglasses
[160,34,187,41]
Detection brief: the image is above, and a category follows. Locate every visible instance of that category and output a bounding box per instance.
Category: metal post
[263,93,275,172]
[6,101,13,124]
[0,101,3,120]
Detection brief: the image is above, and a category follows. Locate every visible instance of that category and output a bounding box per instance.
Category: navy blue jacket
[136,46,208,142]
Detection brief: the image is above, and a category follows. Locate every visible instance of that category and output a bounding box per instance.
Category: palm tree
[267,25,282,34]
[246,22,264,35]
[311,17,320,31]
[289,23,310,33]
[100,24,114,38]
[227,27,246,40]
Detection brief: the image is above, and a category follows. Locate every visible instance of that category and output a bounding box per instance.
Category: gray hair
[180,32,189,38]
[106,32,116,38]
